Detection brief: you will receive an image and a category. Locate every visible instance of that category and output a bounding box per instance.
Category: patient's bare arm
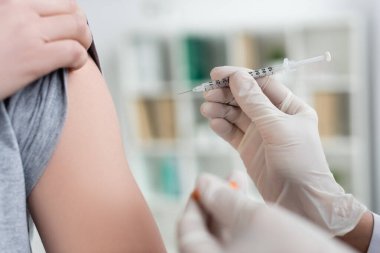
[28,58,166,252]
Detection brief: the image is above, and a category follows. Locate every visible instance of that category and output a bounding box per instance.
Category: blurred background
[32,0,380,252]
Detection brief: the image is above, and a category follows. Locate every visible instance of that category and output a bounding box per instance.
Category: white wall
[80,0,366,60]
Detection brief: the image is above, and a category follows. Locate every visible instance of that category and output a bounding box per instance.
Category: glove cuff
[301,188,367,236]
[279,184,367,236]
[328,194,367,236]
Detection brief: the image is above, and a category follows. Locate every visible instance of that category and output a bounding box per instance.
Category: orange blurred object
[192,189,200,202]
[229,180,239,189]
[192,180,239,202]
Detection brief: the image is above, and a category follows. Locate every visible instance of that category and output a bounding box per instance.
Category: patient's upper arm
[28,58,166,253]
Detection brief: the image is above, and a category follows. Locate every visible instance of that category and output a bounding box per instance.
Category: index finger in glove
[196,173,258,229]
[210,66,289,108]
[177,200,221,253]
[210,66,312,115]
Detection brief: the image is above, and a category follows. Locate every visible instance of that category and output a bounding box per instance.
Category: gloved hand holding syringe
[179,51,331,94]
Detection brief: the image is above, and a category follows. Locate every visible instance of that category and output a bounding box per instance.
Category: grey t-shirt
[0,43,101,252]
[0,69,68,253]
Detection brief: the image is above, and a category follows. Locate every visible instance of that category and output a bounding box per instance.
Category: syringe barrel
[190,52,330,93]
[193,66,276,92]
[248,66,276,78]
[194,77,230,92]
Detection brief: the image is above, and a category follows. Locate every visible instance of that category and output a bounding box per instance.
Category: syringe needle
[177,90,192,95]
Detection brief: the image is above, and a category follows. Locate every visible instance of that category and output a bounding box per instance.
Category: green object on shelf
[185,37,206,81]
[268,47,286,62]
[159,156,180,197]
[184,36,226,85]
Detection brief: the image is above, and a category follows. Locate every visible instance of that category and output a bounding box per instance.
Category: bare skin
[28,57,166,253]
[337,211,374,252]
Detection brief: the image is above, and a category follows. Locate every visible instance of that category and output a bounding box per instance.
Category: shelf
[313,91,351,137]
[117,17,371,252]
[119,22,369,194]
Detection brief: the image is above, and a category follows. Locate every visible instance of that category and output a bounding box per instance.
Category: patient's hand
[0,0,91,100]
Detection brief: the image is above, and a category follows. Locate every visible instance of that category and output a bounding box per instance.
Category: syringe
[179,51,331,94]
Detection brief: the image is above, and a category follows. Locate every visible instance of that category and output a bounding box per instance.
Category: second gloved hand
[177,172,356,253]
[200,66,366,236]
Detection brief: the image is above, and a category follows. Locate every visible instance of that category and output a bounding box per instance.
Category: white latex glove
[0,0,92,100]
[177,172,357,253]
[200,66,366,236]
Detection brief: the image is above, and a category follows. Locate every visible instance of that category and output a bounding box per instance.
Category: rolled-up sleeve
[368,213,380,253]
